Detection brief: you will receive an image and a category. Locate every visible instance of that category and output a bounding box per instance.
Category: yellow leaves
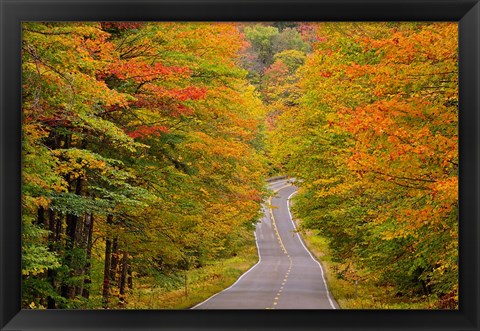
[199,188,210,197]
[343,62,370,79]
[153,22,244,66]
[32,196,51,209]
[53,148,107,180]
[269,22,458,307]
[283,22,457,220]
[431,177,458,205]
[314,180,361,199]
[21,22,270,308]
[187,131,246,161]
[22,267,46,277]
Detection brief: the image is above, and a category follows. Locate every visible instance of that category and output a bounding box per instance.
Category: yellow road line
[267,185,292,257]
[267,183,295,309]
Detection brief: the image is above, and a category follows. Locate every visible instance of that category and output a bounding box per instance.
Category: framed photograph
[1,0,479,330]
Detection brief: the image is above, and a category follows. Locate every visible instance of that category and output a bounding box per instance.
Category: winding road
[193,179,338,309]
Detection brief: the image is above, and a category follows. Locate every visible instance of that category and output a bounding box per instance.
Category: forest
[22,22,458,309]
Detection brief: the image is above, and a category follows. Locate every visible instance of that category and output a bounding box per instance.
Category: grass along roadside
[291,215,430,309]
[127,238,259,309]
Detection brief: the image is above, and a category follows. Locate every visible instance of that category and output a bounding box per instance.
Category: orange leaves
[264,60,289,79]
[108,60,190,83]
[431,177,458,204]
[187,131,246,161]
[293,22,457,229]
[169,86,207,101]
[139,85,207,102]
[320,71,333,78]
[22,22,268,307]
[130,85,207,117]
[343,62,369,79]
[270,22,458,306]
[127,125,169,139]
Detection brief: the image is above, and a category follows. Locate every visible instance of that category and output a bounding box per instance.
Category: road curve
[192,179,339,309]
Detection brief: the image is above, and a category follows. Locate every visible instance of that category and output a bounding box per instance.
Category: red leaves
[320,71,332,78]
[108,60,190,83]
[127,125,169,139]
[101,56,207,119]
[167,86,207,102]
[264,61,289,76]
[35,112,76,128]
[131,86,207,117]
[137,85,207,102]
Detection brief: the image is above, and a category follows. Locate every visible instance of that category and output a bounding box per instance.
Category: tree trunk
[110,237,119,286]
[46,209,57,308]
[102,214,114,308]
[127,266,133,290]
[119,251,128,307]
[62,174,86,299]
[61,213,78,299]
[82,213,95,298]
[44,132,60,308]
[37,207,45,227]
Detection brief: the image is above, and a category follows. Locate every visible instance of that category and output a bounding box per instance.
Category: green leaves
[22,222,61,276]
[22,22,267,308]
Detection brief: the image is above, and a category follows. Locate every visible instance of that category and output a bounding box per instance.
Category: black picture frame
[1,0,479,330]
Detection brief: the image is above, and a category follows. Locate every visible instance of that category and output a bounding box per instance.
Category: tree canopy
[22,21,458,310]
[22,22,266,308]
[271,22,458,308]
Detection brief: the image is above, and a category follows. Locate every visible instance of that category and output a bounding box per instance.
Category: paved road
[193,179,338,309]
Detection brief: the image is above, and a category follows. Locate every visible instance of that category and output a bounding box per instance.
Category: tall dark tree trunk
[102,214,114,308]
[43,129,62,308]
[47,208,57,309]
[37,207,45,227]
[127,266,133,290]
[119,251,128,307]
[82,213,95,298]
[62,175,84,300]
[61,214,77,299]
[73,139,89,298]
[110,237,119,285]
[55,213,62,242]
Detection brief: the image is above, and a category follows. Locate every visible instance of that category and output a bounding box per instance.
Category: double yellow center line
[266,184,293,309]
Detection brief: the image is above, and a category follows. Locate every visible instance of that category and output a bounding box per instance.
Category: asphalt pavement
[192,179,338,309]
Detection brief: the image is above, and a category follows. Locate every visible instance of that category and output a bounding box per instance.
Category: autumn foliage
[272,22,458,308]
[22,22,266,308]
[22,21,458,310]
